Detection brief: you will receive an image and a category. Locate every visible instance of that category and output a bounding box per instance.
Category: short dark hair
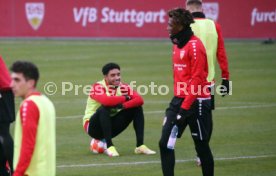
[11,61,39,87]
[186,0,202,6]
[102,63,120,75]
[168,8,194,29]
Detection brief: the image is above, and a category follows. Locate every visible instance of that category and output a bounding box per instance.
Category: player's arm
[215,23,231,96]
[177,43,207,131]
[0,56,12,90]
[181,43,206,110]
[13,100,39,176]
[120,84,144,109]
[215,23,230,80]
[90,83,127,106]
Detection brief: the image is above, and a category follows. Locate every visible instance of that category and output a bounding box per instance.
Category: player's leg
[188,99,214,176]
[207,110,213,142]
[88,106,142,155]
[159,111,176,176]
[131,106,144,147]
[93,106,145,156]
[209,85,215,110]
[208,85,214,141]
[88,106,143,148]
[110,106,156,154]
[0,124,13,175]
[196,86,214,166]
[0,90,15,174]
[0,142,7,175]
[196,106,213,166]
[159,97,183,176]
[88,106,114,147]
[194,139,214,176]
[110,107,143,145]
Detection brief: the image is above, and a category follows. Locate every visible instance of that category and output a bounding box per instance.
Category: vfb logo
[25,3,45,30]
[203,3,219,21]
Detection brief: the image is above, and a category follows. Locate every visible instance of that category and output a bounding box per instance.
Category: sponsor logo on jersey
[180,50,185,59]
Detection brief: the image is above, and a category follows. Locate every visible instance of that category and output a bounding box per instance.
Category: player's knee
[126,106,143,118]
[159,138,166,149]
[97,106,110,114]
[0,136,3,144]
[159,138,172,151]
[131,106,143,113]
[195,139,207,149]
[0,124,9,136]
[194,139,212,157]
[137,106,143,112]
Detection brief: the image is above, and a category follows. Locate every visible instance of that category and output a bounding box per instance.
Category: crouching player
[83,63,155,157]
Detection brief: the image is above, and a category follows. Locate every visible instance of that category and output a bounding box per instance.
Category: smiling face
[10,72,36,98]
[104,68,121,87]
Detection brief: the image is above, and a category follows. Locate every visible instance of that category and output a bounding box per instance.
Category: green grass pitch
[0,39,276,176]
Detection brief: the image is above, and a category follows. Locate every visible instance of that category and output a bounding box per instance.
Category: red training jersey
[214,22,230,80]
[90,82,144,109]
[83,82,143,131]
[0,56,11,90]
[172,35,210,110]
[13,92,41,176]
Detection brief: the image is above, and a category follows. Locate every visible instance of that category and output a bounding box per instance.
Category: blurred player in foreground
[11,61,56,176]
[0,56,15,176]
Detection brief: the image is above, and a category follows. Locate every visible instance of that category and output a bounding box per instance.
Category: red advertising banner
[0,0,275,38]
[202,0,276,38]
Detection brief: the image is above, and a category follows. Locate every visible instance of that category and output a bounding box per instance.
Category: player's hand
[124,95,131,101]
[176,108,192,126]
[113,104,124,110]
[220,79,230,97]
[176,108,193,138]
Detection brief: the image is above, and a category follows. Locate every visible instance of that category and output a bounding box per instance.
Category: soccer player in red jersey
[159,8,214,176]
[10,61,56,176]
[83,63,155,157]
[186,0,230,107]
[0,56,15,176]
[186,0,231,166]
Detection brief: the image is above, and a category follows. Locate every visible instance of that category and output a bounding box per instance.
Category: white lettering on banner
[73,7,166,28]
[101,7,166,27]
[73,7,97,27]
[251,8,276,26]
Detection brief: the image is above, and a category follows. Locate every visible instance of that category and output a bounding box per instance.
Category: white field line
[215,104,276,110]
[57,154,276,168]
[56,103,276,119]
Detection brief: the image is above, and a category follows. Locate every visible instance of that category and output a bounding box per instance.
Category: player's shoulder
[23,92,46,106]
[21,98,38,112]
[120,82,129,86]
[188,36,204,47]
[92,82,102,86]
[90,83,106,94]
[92,82,104,89]
[188,36,206,55]
[194,18,215,25]
[120,82,131,89]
